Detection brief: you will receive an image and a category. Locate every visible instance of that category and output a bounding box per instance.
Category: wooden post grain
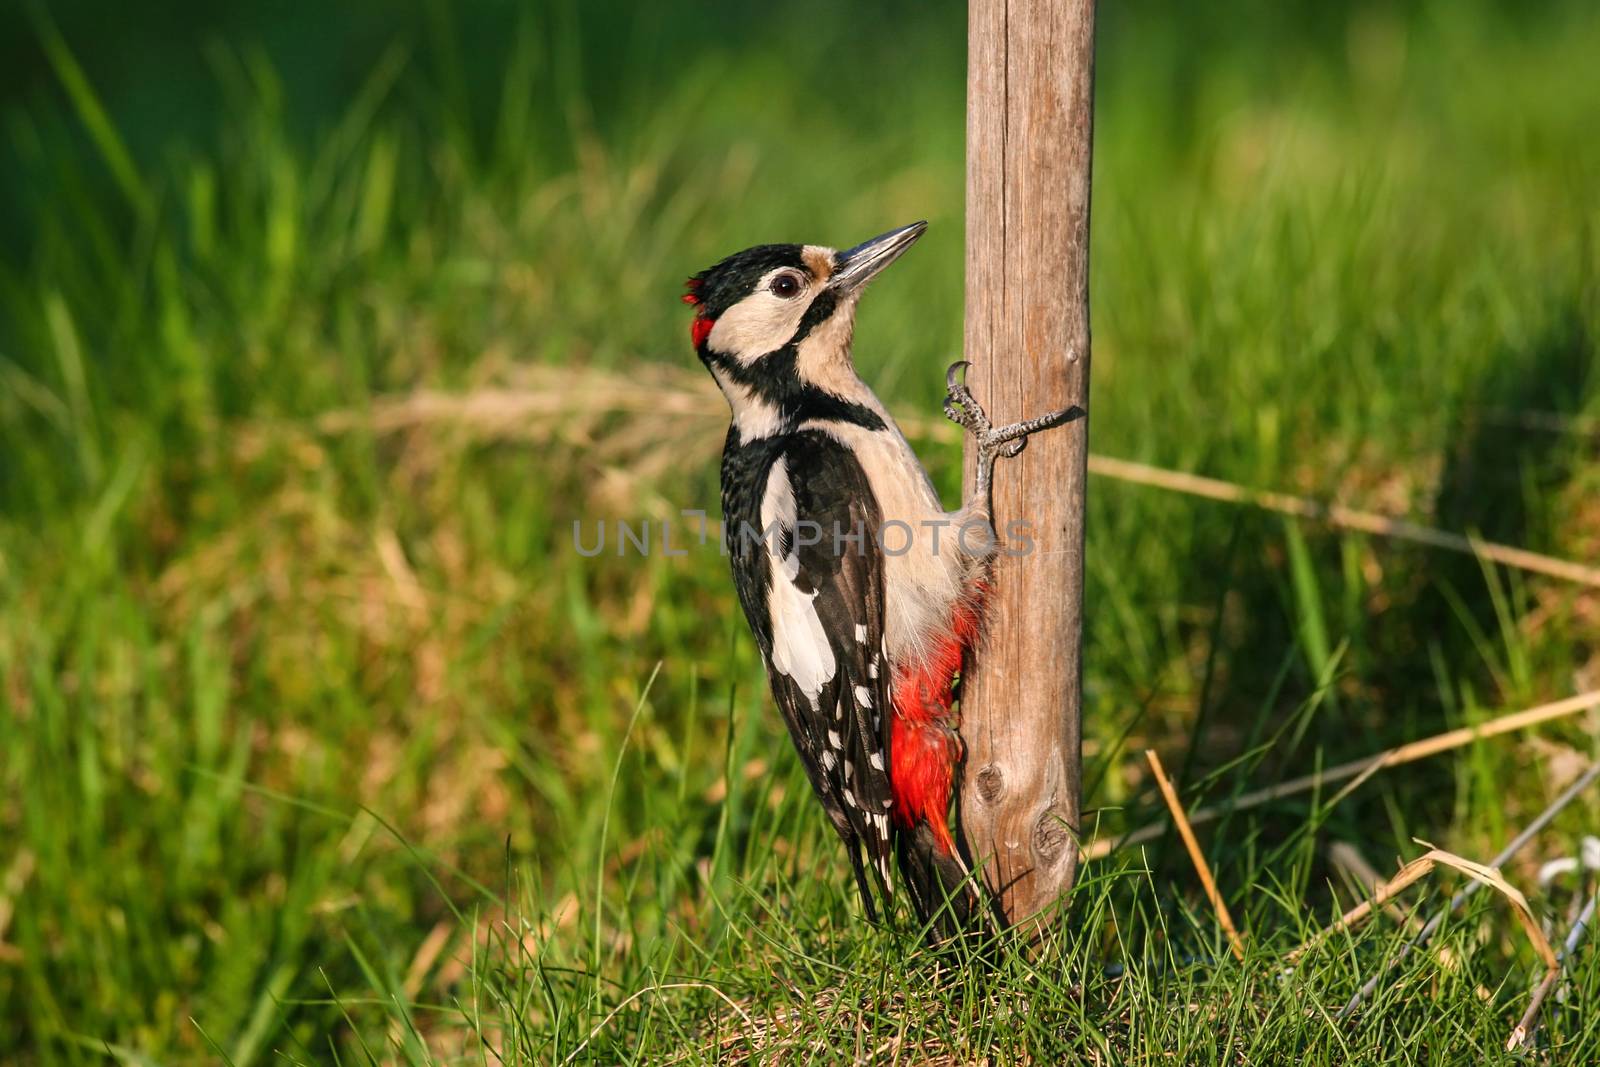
[959,0,1096,926]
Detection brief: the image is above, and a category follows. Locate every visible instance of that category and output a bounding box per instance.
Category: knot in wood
[974,763,1005,804]
[1033,807,1071,864]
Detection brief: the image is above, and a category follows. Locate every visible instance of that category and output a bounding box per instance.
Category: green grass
[2,0,1599,1061]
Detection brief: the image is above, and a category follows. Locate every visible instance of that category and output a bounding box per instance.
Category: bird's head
[683,222,926,432]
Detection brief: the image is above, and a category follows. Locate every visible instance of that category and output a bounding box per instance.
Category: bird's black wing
[722,429,894,916]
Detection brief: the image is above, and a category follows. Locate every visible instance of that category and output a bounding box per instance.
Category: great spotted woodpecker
[685,221,1077,936]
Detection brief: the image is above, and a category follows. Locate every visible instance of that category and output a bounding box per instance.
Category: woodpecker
[685,221,1078,937]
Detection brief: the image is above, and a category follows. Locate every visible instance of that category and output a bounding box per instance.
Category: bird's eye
[770,273,802,299]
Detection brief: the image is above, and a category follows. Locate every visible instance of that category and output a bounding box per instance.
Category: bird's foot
[943,361,1083,502]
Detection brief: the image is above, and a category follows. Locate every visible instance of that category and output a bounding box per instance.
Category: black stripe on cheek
[792,289,840,343]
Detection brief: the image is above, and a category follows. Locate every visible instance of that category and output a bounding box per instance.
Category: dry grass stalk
[1327,841,1487,995]
[1292,845,1566,1050]
[1144,749,1246,962]
[307,370,1600,591]
[1508,885,1599,1051]
[1085,690,1600,862]
[1338,762,1600,1018]
[1289,847,1555,970]
[1328,841,1421,932]
[1509,967,1563,1052]
[1291,844,1573,1051]
[1086,455,1600,588]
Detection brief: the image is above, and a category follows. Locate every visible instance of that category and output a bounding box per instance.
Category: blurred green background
[2,0,1598,1061]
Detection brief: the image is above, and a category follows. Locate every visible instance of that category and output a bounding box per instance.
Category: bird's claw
[942,361,990,438]
[942,360,1082,463]
[945,360,972,395]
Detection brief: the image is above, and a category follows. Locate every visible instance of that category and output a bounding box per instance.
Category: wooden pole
[959,0,1096,927]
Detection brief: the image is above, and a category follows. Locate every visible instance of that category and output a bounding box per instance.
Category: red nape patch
[681,277,703,305]
[690,315,715,349]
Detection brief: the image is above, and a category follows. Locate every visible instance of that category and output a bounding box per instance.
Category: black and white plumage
[721,428,896,915]
[683,221,1079,938]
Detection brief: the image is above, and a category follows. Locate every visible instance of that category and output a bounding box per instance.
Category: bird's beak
[830,221,928,295]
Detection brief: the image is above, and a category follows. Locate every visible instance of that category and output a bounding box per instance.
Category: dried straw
[1338,761,1600,1017]
[1509,890,1598,1050]
[1145,749,1246,962]
[1086,455,1600,588]
[1085,690,1600,862]
[1289,847,1556,970]
[308,371,1600,590]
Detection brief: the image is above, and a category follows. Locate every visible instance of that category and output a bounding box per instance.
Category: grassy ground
[2,0,1599,1061]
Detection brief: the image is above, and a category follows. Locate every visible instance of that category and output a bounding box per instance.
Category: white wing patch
[762,456,836,704]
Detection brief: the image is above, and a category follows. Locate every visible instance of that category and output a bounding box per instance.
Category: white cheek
[707,292,810,362]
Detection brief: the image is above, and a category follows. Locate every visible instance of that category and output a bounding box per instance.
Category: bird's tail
[895,821,991,946]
